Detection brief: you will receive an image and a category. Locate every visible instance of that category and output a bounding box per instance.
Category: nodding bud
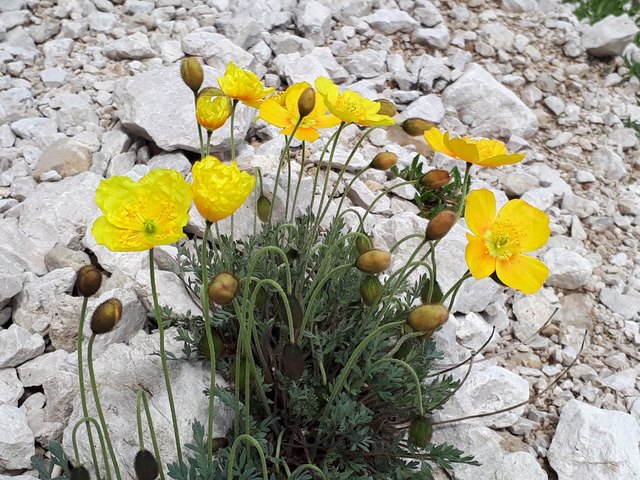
[408,417,433,448]
[211,437,229,453]
[355,233,373,255]
[355,249,392,274]
[420,280,444,304]
[425,210,456,241]
[91,298,123,335]
[199,331,224,360]
[70,466,91,480]
[76,265,102,297]
[360,275,382,307]
[208,272,239,305]
[257,195,271,223]
[393,340,412,360]
[297,87,316,118]
[134,449,159,480]
[180,57,204,94]
[370,151,398,171]
[407,304,449,332]
[278,294,303,329]
[420,169,450,190]
[281,343,305,380]
[375,98,397,117]
[401,118,435,136]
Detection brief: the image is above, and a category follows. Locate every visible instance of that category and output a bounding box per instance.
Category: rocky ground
[1,0,640,479]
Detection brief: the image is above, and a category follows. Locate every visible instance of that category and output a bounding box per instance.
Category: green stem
[309,128,341,213]
[226,434,268,480]
[194,94,205,159]
[313,122,345,229]
[136,390,165,480]
[290,141,306,222]
[443,270,472,310]
[371,358,424,416]
[361,179,418,225]
[290,464,328,480]
[427,241,437,303]
[456,162,473,219]
[72,417,109,477]
[230,100,237,160]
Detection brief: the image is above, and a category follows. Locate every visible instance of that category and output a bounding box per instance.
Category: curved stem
[361,179,419,225]
[456,162,473,219]
[290,464,328,480]
[371,358,424,416]
[136,390,165,480]
[72,417,109,477]
[226,434,269,480]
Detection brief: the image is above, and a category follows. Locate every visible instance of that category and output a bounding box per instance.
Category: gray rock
[215,14,261,50]
[32,137,92,181]
[602,368,637,393]
[500,172,539,197]
[104,32,156,60]
[20,391,65,447]
[16,350,70,387]
[0,0,26,12]
[272,51,330,84]
[88,11,117,32]
[0,368,23,407]
[309,47,350,83]
[548,400,640,479]
[582,14,639,57]
[106,151,136,177]
[544,95,565,115]
[410,54,451,91]
[148,151,192,177]
[39,67,69,88]
[0,324,45,368]
[0,405,34,470]
[545,248,593,289]
[599,288,640,320]
[181,30,255,71]
[114,65,253,153]
[456,312,494,350]
[512,292,555,341]
[0,218,47,275]
[342,48,387,78]
[134,270,199,317]
[268,32,314,56]
[412,24,451,50]
[362,9,419,34]
[11,117,58,140]
[443,63,538,138]
[403,94,445,123]
[591,147,627,183]
[521,187,555,211]
[494,451,547,480]
[159,39,184,63]
[502,0,538,12]
[295,0,332,44]
[414,2,443,27]
[49,93,99,132]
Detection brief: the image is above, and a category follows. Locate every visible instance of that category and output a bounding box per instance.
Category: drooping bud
[180,57,204,94]
[375,98,397,117]
[355,232,373,255]
[420,280,444,304]
[210,437,229,453]
[393,340,412,360]
[257,195,271,223]
[254,285,268,308]
[408,417,433,448]
[407,304,449,332]
[90,298,123,335]
[281,343,305,380]
[401,118,435,137]
[370,151,398,171]
[199,331,224,360]
[360,275,382,307]
[278,294,303,329]
[70,466,91,480]
[208,272,239,305]
[355,249,392,274]
[76,265,102,297]
[425,210,456,241]
[419,169,450,190]
[297,87,316,118]
[134,449,159,480]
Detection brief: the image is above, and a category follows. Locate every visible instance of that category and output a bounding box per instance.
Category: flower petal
[94,176,144,230]
[259,99,292,128]
[446,137,479,163]
[312,113,341,129]
[496,253,549,294]
[465,188,496,237]
[424,128,456,157]
[465,233,496,279]
[294,126,320,142]
[92,216,151,252]
[478,153,526,167]
[496,199,550,252]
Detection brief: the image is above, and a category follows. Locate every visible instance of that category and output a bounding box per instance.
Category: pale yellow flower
[217,62,274,108]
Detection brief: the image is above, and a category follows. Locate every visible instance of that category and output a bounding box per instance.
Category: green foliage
[31,440,72,480]
[563,0,640,23]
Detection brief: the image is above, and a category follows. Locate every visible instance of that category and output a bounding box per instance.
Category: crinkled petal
[465,233,496,279]
[497,199,550,252]
[314,76,338,104]
[496,253,549,294]
[94,176,145,230]
[446,137,479,163]
[92,216,151,252]
[465,188,496,237]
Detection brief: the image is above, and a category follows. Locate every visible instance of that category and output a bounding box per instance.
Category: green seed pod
[420,280,444,304]
[278,294,303,329]
[374,98,397,117]
[70,466,91,480]
[370,151,398,171]
[76,265,102,297]
[407,304,449,332]
[210,437,229,453]
[298,87,316,118]
[355,249,392,274]
[360,275,382,307]
[425,210,456,241]
[420,169,450,190]
[257,195,271,223]
[134,449,159,480]
[199,331,224,360]
[401,118,435,136]
[355,233,373,255]
[281,343,305,380]
[90,298,123,335]
[180,57,204,94]
[408,417,433,448]
[208,272,239,305]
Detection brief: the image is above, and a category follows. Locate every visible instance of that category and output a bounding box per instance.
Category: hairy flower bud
[408,417,433,448]
[297,87,316,118]
[134,449,159,480]
[355,249,392,274]
[355,233,372,255]
[76,265,102,297]
[281,343,305,380]
[407,304,449,332]
[257,195,271,223]
[370,151,398,171]
[199,331,224,360]
[180,57,204,94]
[425,210,456,241]
[374,98,397,117]
[420,169,450,190]
[208,272,239,305]
[420,280,444,304]
[70,466,91,480]
[401,118,435,137]
[211,437,229,453]
[360,275,382,307]
[90,298,122,335]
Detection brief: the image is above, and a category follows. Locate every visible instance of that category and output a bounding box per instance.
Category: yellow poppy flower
[92,169,192,252]
[192,155,256,223]
[259,82,341,142]
[464,188,550,294]
[424,128,525,167]
[196,88,232,131]
[314,77,394,127]
[217,62,274,108]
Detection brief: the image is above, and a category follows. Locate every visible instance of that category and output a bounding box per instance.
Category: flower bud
[401,118,435,137]
[91,298,122,335]
[281,343,305,380]
[375,98,397,117]
[420,280,443,304]
[355,233,372,255]
[408,416,433,448]
[134,449,159,480]
[425,210,456,241]
[360,275,382,307]
[76,265,102,297]
[370,151,398,171]
[180,57,204,94]
[393,340,412,360]
[278,294,303,329]
[355,249,392,274]
[199,331,224,360]
[70,466,91,480]
[420,169,450,190]
[208,272,239,305]
[257,195,271,223]
[297,87,316,118]
[210,437,229,453]
[407,304,449,332]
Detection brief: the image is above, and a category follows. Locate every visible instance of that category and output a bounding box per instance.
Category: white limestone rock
[294,0,332,44]
[0,405,34,470]
[512,291,555,341]
[591,147,627,183]
[134,270,199,317]
[17,350,70,387]
[103,32,155,60]
[582,14,639,57]
[362,9,419,34]
[0,218,46,275]
[20,392,65,446]
[0,368,23,407]
[403,94,445,123]
[32,137,92,181]
[0,324,45,368]
[544,248,593,290]
[0,248,24,309]
[548,400,640,479]
[502,0,538,12]
[181,29,255,71]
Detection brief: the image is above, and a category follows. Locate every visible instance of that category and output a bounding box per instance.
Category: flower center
[335,93,366,117]
[143,219,157,235]
[484,220,520,259]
